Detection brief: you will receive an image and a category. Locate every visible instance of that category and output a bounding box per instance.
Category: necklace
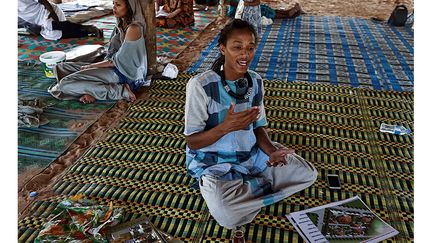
[219,65,253,100]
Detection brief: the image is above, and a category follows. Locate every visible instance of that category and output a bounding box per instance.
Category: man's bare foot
[79,94,96,104]
[124,84,136,102]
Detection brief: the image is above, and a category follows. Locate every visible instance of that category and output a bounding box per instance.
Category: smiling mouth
[237,60,248,67]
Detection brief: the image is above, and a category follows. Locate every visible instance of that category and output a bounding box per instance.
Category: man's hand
[39,0,59,21]
[221,103,260,134]
[48,12,59,22]
[267,147,295,167]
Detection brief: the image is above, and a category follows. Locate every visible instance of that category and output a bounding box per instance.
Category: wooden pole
[141,0,157,75]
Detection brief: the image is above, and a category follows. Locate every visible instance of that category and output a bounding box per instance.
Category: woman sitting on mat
[18,0,103,40]
[184,19,317,232]
[48,0,149,104]
[155,0,194,28]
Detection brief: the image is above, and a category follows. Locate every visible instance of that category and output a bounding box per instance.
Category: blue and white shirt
[184,70,269,180]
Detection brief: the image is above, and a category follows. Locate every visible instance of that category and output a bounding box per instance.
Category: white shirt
[18,0,66,40]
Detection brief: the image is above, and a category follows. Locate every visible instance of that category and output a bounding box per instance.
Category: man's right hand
[221,103,260,133]
[48,12,59,22]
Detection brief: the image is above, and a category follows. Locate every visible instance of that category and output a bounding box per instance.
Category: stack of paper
[287,196,399,243]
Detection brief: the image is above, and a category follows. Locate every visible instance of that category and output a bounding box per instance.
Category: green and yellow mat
[18,73,413,242]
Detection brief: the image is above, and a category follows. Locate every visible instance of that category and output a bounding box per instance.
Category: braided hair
[211,19,258,73]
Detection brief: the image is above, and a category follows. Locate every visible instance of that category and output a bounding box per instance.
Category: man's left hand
[267,147,295,167]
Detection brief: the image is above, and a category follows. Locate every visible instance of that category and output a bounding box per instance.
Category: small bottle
[29,191,37,198]
[380,123,411,135]
[231,226,245,243]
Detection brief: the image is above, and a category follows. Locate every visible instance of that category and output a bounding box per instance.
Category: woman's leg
[48,62,132,101]
[53,61,85,81]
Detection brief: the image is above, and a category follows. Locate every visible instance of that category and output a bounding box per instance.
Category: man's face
[220,29,256,79]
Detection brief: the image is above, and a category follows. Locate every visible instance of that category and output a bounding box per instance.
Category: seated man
[18,0,103,40]
[184,19,317,232]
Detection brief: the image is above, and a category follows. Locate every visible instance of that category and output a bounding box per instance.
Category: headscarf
[106,0,146,58]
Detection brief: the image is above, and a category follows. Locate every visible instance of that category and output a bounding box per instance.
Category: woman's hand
[80,60,114,71]
[221,103,260,133]
[267,147,295,167]
[167,8,182,18]
[80,65,92,70]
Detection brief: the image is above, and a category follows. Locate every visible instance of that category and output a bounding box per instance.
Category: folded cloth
[65,44,106,63]
[58,3,92,12]
[34,194,124,243]
[18,98,50,128]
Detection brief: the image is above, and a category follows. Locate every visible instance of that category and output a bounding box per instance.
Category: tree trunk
[141,0,157,75]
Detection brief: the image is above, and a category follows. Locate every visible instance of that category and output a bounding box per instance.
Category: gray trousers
[48,62,131,101]
[199,153,317,229]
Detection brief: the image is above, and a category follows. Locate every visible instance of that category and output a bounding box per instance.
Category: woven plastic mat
[188,16,414,92]
[19,73,413,242]
[18,61,115,173]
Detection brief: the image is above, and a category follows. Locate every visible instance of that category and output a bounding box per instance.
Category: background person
[48,0,149,104]
[18,0,103,40]
[156,0,194,28]
[240,0,262,36]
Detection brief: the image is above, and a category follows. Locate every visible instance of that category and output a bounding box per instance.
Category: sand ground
[18,0,413,216]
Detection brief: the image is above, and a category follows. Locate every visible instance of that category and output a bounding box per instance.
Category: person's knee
[201,188,244,228]
[207,200,244,229]
[309,166,318,183]
[53,63,63,81]
[304,162,318,185]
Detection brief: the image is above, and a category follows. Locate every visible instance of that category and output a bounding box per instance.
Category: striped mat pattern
[153,6,218,62]
[18,7,217,64]
[18,61,115,173]
[18,73,413,242]
[188,16,414,92]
